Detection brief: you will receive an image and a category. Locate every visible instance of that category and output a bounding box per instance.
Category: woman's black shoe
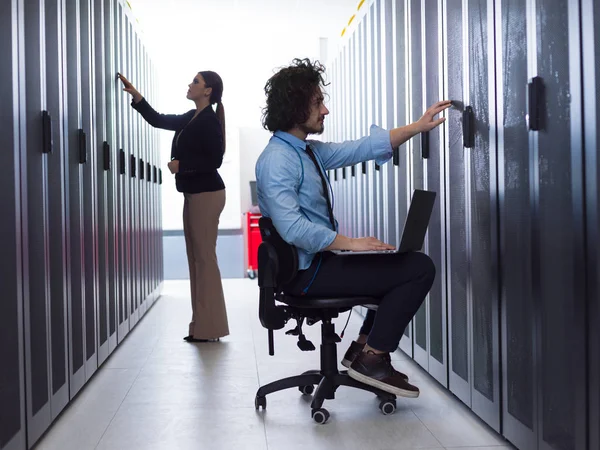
[184,335,220,343]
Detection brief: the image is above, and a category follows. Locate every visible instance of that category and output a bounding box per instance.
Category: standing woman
[118,71,230,342]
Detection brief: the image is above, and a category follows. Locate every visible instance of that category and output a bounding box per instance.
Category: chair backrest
[258,217,298,289]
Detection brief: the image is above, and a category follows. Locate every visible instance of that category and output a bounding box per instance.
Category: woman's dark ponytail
[216,102,226,153]
[200,70,225,153]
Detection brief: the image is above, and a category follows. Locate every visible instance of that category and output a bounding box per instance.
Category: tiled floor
[35,280,514,450]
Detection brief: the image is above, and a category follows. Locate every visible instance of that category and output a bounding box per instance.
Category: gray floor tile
[35,280,508,450]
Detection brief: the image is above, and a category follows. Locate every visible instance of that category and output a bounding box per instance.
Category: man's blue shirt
[255,125,393,270]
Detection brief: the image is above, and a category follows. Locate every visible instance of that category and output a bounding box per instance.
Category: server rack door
[103,0,118,355]
[142,47,153,305]
[423,0,448,387]
[347,37,357,239]
[338,47,345,234]
[534,0,587,448]
[381,0,396,249]
[124,18,137,328]
[117,3,130,341]
[496,0,537,446]
[366,5,376,239]
[146,49,154,304]
[466,0,500,431]
[371,1,384,241]
[583,1,599,448]
[0,2,26,448]
[65,0,87,397]
[358,19,368,240]
[80,0,98,380]
[22,0,53,443]
[45,0,70,421]
[409,0,428,369]
[94,0,109,366]
[140,38,149,311]
[338,53,347,236]
[393,0,410,261]
[147,49,156,304]
[137,37,147,312]
[130,26,141,321]
[443,0,470,406]
[135,29,144,318]
[352,28,363,240]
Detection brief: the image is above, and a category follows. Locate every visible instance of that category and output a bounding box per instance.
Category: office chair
[254,217,397,424]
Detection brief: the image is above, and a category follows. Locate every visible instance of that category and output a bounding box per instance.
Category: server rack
[1,1,27,448]
[380,0,396,249]
[65,0,88,398]
[45,0,71,422]
[80,0,99,383]
[582,1,599,448]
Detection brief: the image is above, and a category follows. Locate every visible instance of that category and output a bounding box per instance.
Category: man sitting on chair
[255,58,450,398]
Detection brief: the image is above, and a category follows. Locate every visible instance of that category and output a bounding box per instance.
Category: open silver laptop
[332,189,436,256]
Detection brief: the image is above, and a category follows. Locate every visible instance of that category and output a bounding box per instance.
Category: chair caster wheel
[312,408,330,424]
[379,399,396,415]
[299,385,314,395]
[255,395,266,410]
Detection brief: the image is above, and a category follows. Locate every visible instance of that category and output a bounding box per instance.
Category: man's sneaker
[348,351,419,398]
[341,341,365,368]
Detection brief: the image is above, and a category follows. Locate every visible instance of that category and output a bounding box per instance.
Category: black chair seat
[278,294,381,309]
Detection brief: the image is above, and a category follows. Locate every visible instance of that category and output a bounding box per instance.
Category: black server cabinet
[65,0,88,397]
[498,0,587,448]
[421,0,447,387]
[135,33,144,317]
[392,0,411,354]
[365,7,375,241]
[95,0,110,366]
[117,1,130,342]
[22,0,55,443]
[339,47,348,237]
[104,0,118,354]
[126,17,138,329]
[381,0,396,251]
[371,1,384,242]
[409,0,427,370]
[0,1,26,449]
[359,19,369,242]
[346,39,356,239]
[80,0,98,381]
[444,0,500,431]
[583,1,599,449]
[444,0,468,407]
[45,0,70,422]
[496,0,536,446]
[533,0,586,449]
[392,3,410,219]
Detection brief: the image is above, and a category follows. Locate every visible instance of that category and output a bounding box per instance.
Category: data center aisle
[35,280,512,450]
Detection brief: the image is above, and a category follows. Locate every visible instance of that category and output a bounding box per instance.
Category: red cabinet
[245,212,262,279]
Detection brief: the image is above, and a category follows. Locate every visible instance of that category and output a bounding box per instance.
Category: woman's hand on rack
[117,73,143,104]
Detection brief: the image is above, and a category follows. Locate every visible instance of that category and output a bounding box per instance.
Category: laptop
[333,189,436,256]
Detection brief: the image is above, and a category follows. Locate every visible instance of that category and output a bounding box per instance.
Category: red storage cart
[245,212,262,279]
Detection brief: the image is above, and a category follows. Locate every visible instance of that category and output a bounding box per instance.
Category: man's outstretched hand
[415,100,452,133]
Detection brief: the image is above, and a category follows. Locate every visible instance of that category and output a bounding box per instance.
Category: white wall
[128,0,360,230]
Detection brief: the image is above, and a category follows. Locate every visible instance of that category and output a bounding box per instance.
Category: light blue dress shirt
[255,125,393,271]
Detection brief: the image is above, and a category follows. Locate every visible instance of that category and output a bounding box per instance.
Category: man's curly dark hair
[262,58,328,132]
